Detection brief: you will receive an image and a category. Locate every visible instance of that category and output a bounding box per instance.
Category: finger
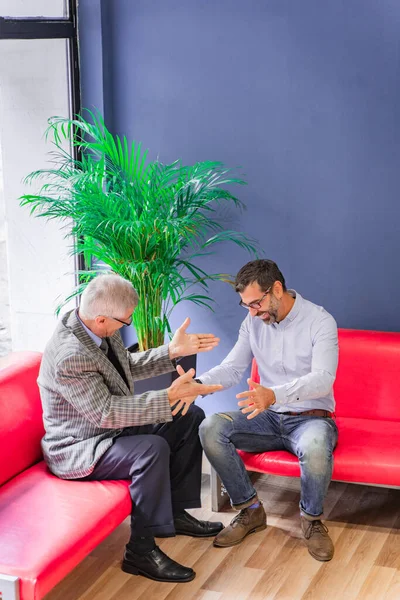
[239,404,260,418]
[247,379,260,389]
[176,364,185,376]
[197,344,219,353]
[177,367,195,382]
[247,409,260,420]
[178,317,190,332]
[198,334,220,341]
[198,339,220,347]
[240,403,258,414]
[171,401,184,416]
[236,390,252,399]
[237,398,255,407]
[181,399,195,416]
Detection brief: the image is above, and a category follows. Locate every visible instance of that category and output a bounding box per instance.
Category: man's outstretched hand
[236,379,276,420]
[168,364,223,416]
[169,317,220,359]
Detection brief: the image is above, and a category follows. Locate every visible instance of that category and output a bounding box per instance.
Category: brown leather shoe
[213,502,267,548]
[300,516,334,561]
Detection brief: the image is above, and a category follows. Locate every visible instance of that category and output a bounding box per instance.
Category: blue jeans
[199,409,338,519]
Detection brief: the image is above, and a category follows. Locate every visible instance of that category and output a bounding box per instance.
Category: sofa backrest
[0,351,44,486]
[250,328,400,422]
[334,329,400,421]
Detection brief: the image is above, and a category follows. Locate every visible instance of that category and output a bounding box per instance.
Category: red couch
[0,352,131,600]
[211,329,400,511]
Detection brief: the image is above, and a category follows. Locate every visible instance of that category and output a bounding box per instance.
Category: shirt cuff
[269,384,287,405]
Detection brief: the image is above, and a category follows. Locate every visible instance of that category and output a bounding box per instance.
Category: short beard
[259,312,277,325]
[257,294,280,325]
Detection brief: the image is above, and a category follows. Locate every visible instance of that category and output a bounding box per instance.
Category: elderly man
[198,259,339,562]
[38,273,223,583]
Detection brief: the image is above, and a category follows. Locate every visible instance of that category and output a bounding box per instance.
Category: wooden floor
[46,472,400,600]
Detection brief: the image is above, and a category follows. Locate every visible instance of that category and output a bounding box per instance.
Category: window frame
[0,0,84,272]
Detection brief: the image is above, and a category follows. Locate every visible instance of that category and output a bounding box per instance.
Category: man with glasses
[38,273,224,583]
[198,259,339,561]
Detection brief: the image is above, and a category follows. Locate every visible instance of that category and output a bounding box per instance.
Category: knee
[143,435,170,463]
[199,413,228,449]
[300,437,332,476]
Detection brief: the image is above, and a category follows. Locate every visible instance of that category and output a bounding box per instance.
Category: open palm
[169,317,220,359]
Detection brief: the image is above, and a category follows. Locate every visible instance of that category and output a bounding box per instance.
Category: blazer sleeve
[55,353,173,428]
[127,343,177,381]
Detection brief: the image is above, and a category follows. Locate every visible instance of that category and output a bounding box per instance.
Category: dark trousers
[83,404,205,538]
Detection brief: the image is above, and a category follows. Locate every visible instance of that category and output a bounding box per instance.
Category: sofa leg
[211,466,230,512]
[0,574,20,600]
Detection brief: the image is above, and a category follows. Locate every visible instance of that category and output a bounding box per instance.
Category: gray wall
[78,0,400,412]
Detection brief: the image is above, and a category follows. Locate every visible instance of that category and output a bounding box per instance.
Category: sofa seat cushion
[238,417,400,487]
[0,461,130,600]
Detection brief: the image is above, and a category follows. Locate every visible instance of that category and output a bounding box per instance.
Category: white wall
[0,141,11,355]
[0,38,76,353]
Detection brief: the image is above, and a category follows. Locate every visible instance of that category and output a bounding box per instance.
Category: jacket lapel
[64,310,131,394]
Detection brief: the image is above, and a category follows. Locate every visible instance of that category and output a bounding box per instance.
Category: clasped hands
[167,317,222,415]
[167,365,222,416]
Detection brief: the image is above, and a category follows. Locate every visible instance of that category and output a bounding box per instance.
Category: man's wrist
[168,343,178,360]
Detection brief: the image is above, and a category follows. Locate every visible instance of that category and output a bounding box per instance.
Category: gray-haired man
[38,273,223,583]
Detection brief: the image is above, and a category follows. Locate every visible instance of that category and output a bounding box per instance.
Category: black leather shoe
[121,546,195,583]
[174,510,224,537]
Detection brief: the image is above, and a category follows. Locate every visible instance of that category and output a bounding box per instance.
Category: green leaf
[19,109,259,349]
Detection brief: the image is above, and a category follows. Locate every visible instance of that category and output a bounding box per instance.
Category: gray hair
[80,273,139,320]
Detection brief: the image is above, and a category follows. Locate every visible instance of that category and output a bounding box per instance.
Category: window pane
[0,0,68,18]
[0,38,75,353]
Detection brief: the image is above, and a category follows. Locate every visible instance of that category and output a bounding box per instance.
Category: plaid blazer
[38,310,175,479]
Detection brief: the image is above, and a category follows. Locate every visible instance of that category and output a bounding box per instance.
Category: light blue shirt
[76,310,102,347]
[199,291,338,413]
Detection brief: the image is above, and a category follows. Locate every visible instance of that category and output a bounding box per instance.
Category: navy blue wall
[78,0,400,412]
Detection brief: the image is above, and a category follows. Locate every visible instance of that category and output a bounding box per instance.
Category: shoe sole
[121,561,196,582]
[213,523,267,548]
[307,547,334,562]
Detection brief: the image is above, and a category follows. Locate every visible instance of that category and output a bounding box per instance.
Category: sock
[173,508,186,518]
[248,501,260,509]
[127,535,156,555]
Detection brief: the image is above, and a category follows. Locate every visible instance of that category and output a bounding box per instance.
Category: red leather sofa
[211,329,400,511]
[0,352,131,600]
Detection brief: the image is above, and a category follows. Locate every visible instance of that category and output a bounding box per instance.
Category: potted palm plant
[20,111,257,352]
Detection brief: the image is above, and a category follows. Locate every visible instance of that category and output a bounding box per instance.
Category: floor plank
[45,472,400,600]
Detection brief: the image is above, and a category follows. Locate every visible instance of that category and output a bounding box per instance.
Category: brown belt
[281,409,333,418]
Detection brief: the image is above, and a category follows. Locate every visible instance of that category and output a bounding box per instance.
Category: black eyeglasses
[239,286,272,310]
[106,315,133,327]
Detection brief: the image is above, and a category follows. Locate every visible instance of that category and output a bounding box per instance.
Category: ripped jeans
[199,409,338,519]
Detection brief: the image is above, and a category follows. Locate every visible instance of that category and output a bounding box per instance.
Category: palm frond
[20,110,260,350]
